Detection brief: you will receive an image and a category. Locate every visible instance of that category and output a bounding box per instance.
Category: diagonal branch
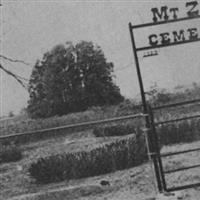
[0,54,31,66]
[0,63,28,89]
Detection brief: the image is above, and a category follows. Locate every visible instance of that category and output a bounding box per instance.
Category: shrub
[0,144,22,164]
[28,132,147,183]
[158,119,200,145]
[114,99,141,116]
[93,123,137,137]
[93,117,200,147]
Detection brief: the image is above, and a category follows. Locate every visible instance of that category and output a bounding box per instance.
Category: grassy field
[1,83,200,137]
[0,103,141,136]
[0,131,200,200]
[0,113,200,200]
[0,101,199,138]
[0,88,200,200]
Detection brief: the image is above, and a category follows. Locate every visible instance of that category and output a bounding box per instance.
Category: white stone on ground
[156,192,184,200]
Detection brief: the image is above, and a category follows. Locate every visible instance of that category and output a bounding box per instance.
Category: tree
[27,41,124,118]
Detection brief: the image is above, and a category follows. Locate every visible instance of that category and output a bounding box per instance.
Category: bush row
[93,118,200,146]
[28,132,147,183]
[158,119,200,145]
[28,118,200,184]
[0,144,22,164]
[93,123,137,137]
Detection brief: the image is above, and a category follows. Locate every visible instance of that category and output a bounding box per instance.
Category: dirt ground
[0,133,200,200]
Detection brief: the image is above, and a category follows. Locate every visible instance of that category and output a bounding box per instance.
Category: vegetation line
[155,114,200,125]
[0,113,146,139]
[153,98,200,110]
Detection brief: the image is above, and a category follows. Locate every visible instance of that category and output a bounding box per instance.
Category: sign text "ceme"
[149,28,199,46]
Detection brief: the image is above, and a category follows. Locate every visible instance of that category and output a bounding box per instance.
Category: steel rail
[161,147,200,158]
[0,113,147,140]
[155,114,200,126]
[130,15,200,29]
[153,99,200,110]
[167,182,200,192]
[164,164,200,174]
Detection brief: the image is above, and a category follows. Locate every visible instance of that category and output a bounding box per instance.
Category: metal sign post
[129,12,200,193]
[129,23,165,192]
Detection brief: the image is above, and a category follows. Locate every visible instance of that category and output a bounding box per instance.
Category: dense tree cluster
[27,41,124,118]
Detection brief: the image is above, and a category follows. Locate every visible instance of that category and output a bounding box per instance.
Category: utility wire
[0,54,31,66]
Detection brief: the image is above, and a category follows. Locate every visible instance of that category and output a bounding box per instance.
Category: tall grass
[93,123,140,137]
[1,83,200,136]
[0,100,140,136]
[29,132,147,183]
[0,144,22,164]
[158,119,200,145]
[28,115,200,184]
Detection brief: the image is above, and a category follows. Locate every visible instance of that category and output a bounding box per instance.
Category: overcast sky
[0,0,200,116]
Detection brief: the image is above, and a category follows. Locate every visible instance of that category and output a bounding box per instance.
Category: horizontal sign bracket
[136,38,200,52]
[130,15,200,29]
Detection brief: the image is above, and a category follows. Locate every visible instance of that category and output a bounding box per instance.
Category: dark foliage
[27,41,124,118]
[0,144,22,164]
[28,132,147,183]
[158,119,200,145]
[28,117,200,184]
[93,123,137,137]
[93,118,200,147]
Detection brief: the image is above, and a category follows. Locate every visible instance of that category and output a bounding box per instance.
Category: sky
[0,0,200,116]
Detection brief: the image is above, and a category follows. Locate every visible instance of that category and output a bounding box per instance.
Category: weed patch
[0,144,22,164]
[28,132,147,183]
[158,119,200,145]
[93,123,137,137]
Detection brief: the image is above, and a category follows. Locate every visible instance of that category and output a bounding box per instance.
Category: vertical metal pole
[129,22,163,192]
[128,23,146,110]
[148,106,167,191]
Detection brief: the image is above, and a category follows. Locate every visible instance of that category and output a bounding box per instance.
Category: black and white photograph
[0,1,200,199]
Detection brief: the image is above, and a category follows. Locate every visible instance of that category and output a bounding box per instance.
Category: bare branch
[15,74,29,82]
[0,63,28,90]
[0,54,31,66]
